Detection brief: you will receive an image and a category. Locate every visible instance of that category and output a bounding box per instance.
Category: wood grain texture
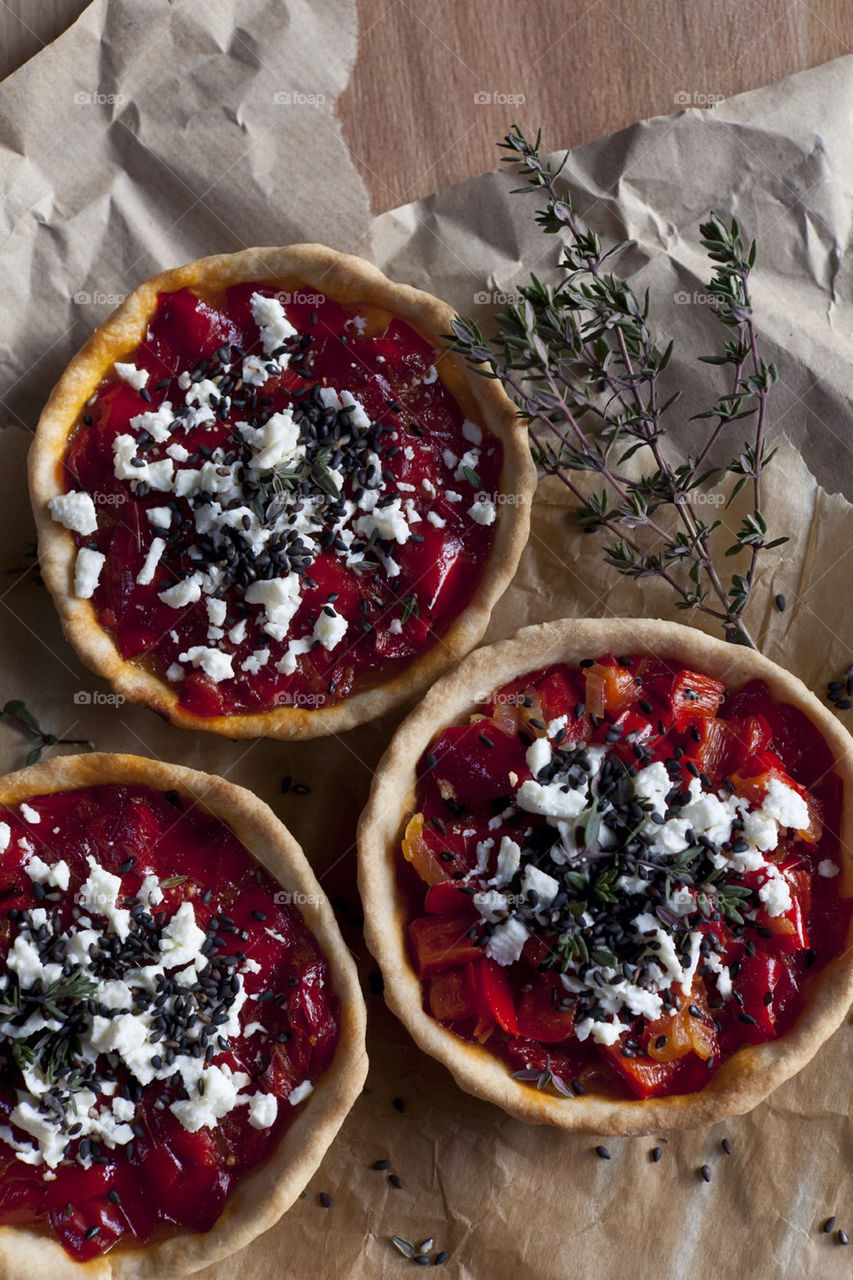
[339,0,852,211]
[0,0,849,213]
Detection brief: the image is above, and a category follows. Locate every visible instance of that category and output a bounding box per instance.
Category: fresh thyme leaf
[400,595,419,624]
[159,874,189,889]
[0,699,92,766]
[462,463,482,489]
[450,126,790,651]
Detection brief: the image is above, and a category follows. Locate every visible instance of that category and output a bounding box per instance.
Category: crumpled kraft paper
[0,15,851,1278]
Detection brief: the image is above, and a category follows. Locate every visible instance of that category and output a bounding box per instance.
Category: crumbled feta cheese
[178,646,235,683]
[130,401,174,442]
[146,506,173,530]
[288,1080,314,1106]
[78,857,131,940]
[136,536,166,586]
[158,902,207,968]
[74,547,106,598]
[467,499,496,526]
[0,823,9,854]
[525,736,552,777]
[761,777,810,831]
[158,575,202,608]
[818,859,840,878]
[20,803,40,824]
[758,869,792,917]
[492,836,521,886]
[48,491,98,535]
[239,410,301,471]
[241,355,269,386]
[24,855,70,891]
[245,574,302,642]
[520,864,559,908]
[170,1063,248,1132]
[313,609,348,651]
[248,1092,278,1129]
[462,418,482,445]
[484,917,529,965]
[114,361,149,390]
[250,291,297,359]
[516,778,588,823]
[354,499,410,545]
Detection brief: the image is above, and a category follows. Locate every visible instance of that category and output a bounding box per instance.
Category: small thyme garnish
[400,594,420,624]
[0,699,92,766]
[451,126,790,650]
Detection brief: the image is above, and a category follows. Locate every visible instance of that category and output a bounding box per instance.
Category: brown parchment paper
[1,14,852,1278]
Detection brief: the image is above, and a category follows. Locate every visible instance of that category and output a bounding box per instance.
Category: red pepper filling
[59,286,501,717]
[402,657,850,1102]
[0,784,339,1260]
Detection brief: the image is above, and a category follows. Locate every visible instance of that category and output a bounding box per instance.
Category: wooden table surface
[1,0,850,212]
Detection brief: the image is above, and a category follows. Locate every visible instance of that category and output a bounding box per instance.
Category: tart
[358,618,853,1134]
[0,753,367,1275]
[30,246,534,738]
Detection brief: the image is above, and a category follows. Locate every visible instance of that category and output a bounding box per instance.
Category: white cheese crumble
[74,547,106,598]
[178,646,235,683]
[467,499,496,526]
[250,291,297,360]
[136,536,166,585]
[288,1080,314,1106]
[48,491,98,536]
[114,361,149,390]
[247,1092,278,1129]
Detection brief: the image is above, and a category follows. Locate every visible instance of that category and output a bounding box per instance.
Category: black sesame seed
[774,594,786,612]
[651,1147,662,1163]
[838,1229,849,1246]
[388,1174,403,1189]
[700,1165,712,1182]
[721,1138,732,1155]
[372,1159,390,1171]
[822,1216,837,1233]
[84,1226,100,1240]
[319,1192,333,1208]
[392,1096,405,1113]
[595,1145,611,1160]
[434,1252,449,1266]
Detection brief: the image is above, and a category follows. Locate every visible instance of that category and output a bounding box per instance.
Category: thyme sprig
[451,126,789,649]
[0,699,91,766]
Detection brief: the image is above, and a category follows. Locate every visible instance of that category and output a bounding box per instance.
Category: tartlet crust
[0,752,368,1278]
[358,617,853,1136]
[29,245,536,740]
